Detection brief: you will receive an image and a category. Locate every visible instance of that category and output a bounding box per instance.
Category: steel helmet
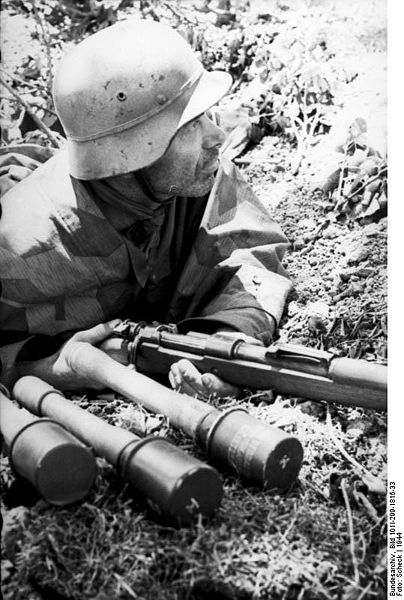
[53,19,232,180]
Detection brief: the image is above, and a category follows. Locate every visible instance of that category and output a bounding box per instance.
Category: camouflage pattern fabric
[0,144,56,196]
[0,149,292,385]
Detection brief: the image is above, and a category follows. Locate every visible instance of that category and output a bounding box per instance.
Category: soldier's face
[143,112,226,198]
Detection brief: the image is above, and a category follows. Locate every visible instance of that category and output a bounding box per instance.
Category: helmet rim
[67,68,232,180]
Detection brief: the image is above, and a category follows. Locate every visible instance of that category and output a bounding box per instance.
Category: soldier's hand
[168,330,262,398]
[169,358,241,398]
[17,320,121,391]
[98,335,129,365]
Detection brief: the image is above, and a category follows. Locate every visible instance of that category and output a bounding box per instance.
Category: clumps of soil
[0,1,387,599]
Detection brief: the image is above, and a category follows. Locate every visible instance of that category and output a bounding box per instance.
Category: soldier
[0,19,292,396]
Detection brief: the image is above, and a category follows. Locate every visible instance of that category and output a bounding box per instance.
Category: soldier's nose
[202,115,226,149]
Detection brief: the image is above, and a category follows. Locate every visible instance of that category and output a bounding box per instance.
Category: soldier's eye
[180,116,202,136]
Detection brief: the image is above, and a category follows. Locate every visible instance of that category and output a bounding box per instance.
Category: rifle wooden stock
[55,343,303,491]
[13,376,223,524]
[0,389,96,505]
[105,323,387,411]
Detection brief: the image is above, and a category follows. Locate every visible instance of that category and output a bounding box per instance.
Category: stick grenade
[62,343,303,491]
[13,376,223,524]
[0,388,96,506]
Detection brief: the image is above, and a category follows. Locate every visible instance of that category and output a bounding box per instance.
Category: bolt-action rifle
[105,320,387,411]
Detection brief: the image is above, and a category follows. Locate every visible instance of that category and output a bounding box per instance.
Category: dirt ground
[1,1,388,599]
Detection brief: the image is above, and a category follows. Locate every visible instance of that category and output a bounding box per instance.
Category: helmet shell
[53,19,232,179]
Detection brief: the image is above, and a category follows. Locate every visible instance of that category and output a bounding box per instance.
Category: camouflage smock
[0,149,292,386]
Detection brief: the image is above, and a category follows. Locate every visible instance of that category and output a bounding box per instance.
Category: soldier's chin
[186,174,215,197]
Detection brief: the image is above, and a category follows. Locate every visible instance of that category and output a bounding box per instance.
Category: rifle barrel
[148,329,387,395]
[131,343,386,411]
[113,325,386,411]
[329,357,386,391]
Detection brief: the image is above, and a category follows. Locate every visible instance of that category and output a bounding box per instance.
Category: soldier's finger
[201,373,240,397]
[168,370,179,391]
[74,320,122,345]
[177,381,201,397]
[169,363,198,394]
[169,362,182,389]
[174,359,208,396]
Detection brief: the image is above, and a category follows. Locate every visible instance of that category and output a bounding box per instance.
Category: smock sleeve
[167,157,293,345]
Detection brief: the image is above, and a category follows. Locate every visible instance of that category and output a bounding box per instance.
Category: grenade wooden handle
[65,343,303,490]
[13,376,223,524]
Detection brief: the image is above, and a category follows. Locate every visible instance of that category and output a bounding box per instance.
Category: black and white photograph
[0,1,395,599]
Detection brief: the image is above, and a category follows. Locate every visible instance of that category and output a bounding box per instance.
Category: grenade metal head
[197,408,303,491]
[119,437,223,525]
[9,420,97,506]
